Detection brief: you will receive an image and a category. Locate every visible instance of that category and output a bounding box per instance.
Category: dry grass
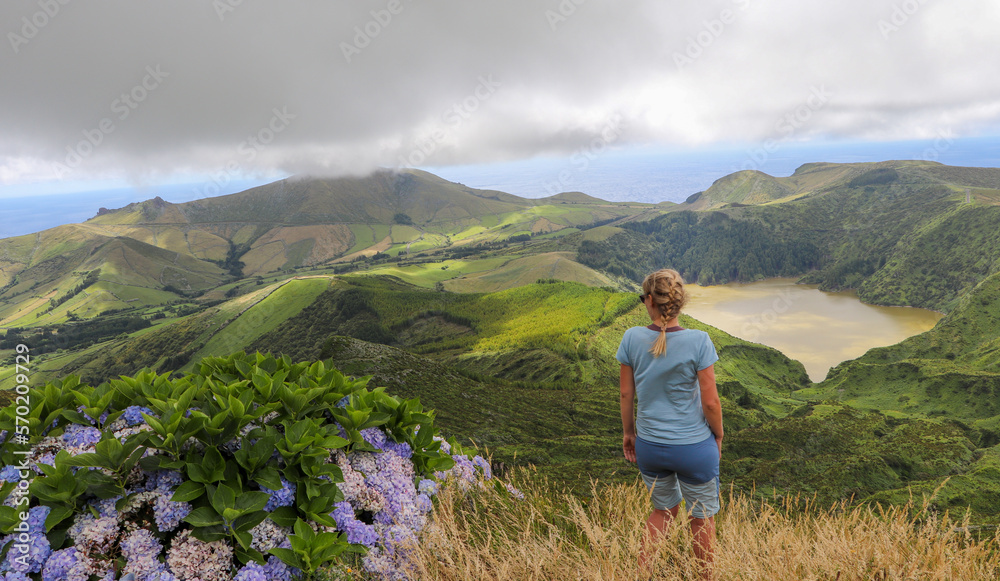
[413,472,1000,581]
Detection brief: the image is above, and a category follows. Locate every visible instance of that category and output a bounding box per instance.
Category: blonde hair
[642,269,687,357]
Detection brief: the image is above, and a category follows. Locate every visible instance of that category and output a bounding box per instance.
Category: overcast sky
[2,0,998,191]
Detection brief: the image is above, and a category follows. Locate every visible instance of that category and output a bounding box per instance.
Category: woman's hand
[620,364,638,463]
[623,433,636,463]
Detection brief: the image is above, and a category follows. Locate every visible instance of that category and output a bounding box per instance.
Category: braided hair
[642,269,688,357]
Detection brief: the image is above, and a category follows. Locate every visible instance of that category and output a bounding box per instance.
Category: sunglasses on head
[638,293,647,304]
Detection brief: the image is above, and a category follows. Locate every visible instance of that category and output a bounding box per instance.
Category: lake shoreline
[683,277,943,382]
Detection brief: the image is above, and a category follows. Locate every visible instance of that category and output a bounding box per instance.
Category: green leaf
[235,359,252,378]
[235,491,269,513]
[307,511,338,529]
[234,546,265,566]
[229,395,246,420]
[61,453,106,469]
[61,410,94,426]
[232,510,268,533]
[268,547,301,570]
[268,506,298,528]
[209,483,237,514]
[95,438,124,464]
[44,505,74,531]
[171,481,205,503]
[254,466,283,492]
[186,462,211,484]
[235,530,253,550]
[293,518,315,541]
[184,506,224,528]
[202,446,226,483]
[141,413,167,437]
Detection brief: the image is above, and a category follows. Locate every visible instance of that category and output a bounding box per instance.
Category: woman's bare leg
[690,515,716,580]
[639,504,679,574]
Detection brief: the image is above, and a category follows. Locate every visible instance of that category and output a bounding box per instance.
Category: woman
[617,269,723,580]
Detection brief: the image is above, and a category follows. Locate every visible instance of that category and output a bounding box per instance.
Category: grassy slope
[0,232,228,328]
[235,276,809,489]
[589,161,1000,313]
[803,270,1000,421]
[0,169,651,325]
[225,276,998,519]
[774,271,1000,520]
[5,163,1000,523]
[2,270,999,520]
[182,277,331,368]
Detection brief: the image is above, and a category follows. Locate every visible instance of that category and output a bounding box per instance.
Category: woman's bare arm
[620,364,637,463]
[697,364,724,457]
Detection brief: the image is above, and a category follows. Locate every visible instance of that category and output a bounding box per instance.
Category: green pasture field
[181,277,330,371]
[361,257,511,288]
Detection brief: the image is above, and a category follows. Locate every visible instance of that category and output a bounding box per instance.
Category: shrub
[0,352,507,580]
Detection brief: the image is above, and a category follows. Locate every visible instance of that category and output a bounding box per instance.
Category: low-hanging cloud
[1,0,998,186]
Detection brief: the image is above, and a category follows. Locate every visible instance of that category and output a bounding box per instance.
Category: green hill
[5,161,1000,523]
[802,270,1000,422]
[581,161,1000,312]
[0,169,653,330]
[6,273,997,520]
[0,275,807,488]
[682,170,794,210]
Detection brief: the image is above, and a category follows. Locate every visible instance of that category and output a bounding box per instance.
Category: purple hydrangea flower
[331,501,379,547]
[234,562,268,581]
[263,478,296,512]
[472,455,493,480]
[1,530,50,574]
[360,427,387,450]
[505,482,526,500]
[383,439,413,460]
[417,479,439,496]
[92,497,121,519]
[40,548,78,581]
[153,493,192,532]
[144,470,184,492]
[26,506,49,533]
[61,424,101,448]
[262,555,298,581]
[0,466,20,483]
[121,406,155,427]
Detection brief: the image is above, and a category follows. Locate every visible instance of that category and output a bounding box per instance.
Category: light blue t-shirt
[616,327,719,445]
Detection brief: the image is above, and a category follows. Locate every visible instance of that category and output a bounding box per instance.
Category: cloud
[1,0,998,185]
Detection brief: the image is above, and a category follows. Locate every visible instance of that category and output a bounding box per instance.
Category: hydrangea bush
[0,352,506,580]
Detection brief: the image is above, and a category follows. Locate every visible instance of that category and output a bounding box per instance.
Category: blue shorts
[635,434,720,518]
